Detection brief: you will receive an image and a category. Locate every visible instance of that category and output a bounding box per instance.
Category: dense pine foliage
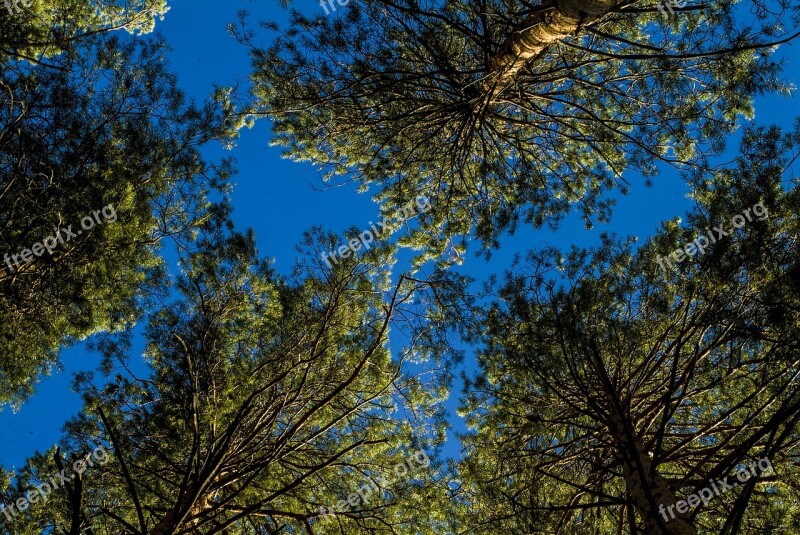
[1,1,800,534]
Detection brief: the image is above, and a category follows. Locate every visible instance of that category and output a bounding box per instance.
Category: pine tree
[245,0,798,259]
[0,220,459,534]
[457,123,800,533]
[0,7,242,406]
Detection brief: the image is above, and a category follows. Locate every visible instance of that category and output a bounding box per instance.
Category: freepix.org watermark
[2,204,118,274]
[319,0,349,15]
[659,457,774,522]
[321,195,431,268]
[657,0,687,17]
[317,448,430,520]
[656,201,768,273]
[0,445,109,521]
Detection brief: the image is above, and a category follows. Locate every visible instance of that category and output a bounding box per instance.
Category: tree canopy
[457,123,800,534]
[0,6,240,406]
[3,1,800,534]
[0,0,168,66]
[246,0,799,258]
[0,218,460,534]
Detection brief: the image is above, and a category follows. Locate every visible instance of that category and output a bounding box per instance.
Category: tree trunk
[488,0,619,87]
[606,410,697,535]
[148,490,207,535]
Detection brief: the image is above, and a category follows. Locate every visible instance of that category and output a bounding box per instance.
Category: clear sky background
[1,0,798,470]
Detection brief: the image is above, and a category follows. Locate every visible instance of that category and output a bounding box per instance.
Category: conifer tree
[0,1,243,406]
[0,219,461,534]
[458,123,800,534]
[246,0,799,259]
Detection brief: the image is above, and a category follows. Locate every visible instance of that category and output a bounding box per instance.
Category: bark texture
[488,0,619,86]
[606,409,698,535]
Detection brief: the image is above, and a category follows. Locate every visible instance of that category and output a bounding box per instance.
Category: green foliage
[0,0,169,66]
[245,0,798,263]
[4,2,800,534]
[457,123,800,533]
[0,220,458,534]
[0,27,237,406]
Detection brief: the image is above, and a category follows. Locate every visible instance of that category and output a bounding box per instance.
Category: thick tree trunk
[606,410,697,535]
[148,489,210,535]
[488,0,619,87]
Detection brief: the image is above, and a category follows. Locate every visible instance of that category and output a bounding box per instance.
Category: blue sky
[1,0,798,469]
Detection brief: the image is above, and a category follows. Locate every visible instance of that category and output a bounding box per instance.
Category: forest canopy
[1,1,800,534]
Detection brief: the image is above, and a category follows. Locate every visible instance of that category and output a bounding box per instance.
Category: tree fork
[589,339,696,535]
[606,410,697,535]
